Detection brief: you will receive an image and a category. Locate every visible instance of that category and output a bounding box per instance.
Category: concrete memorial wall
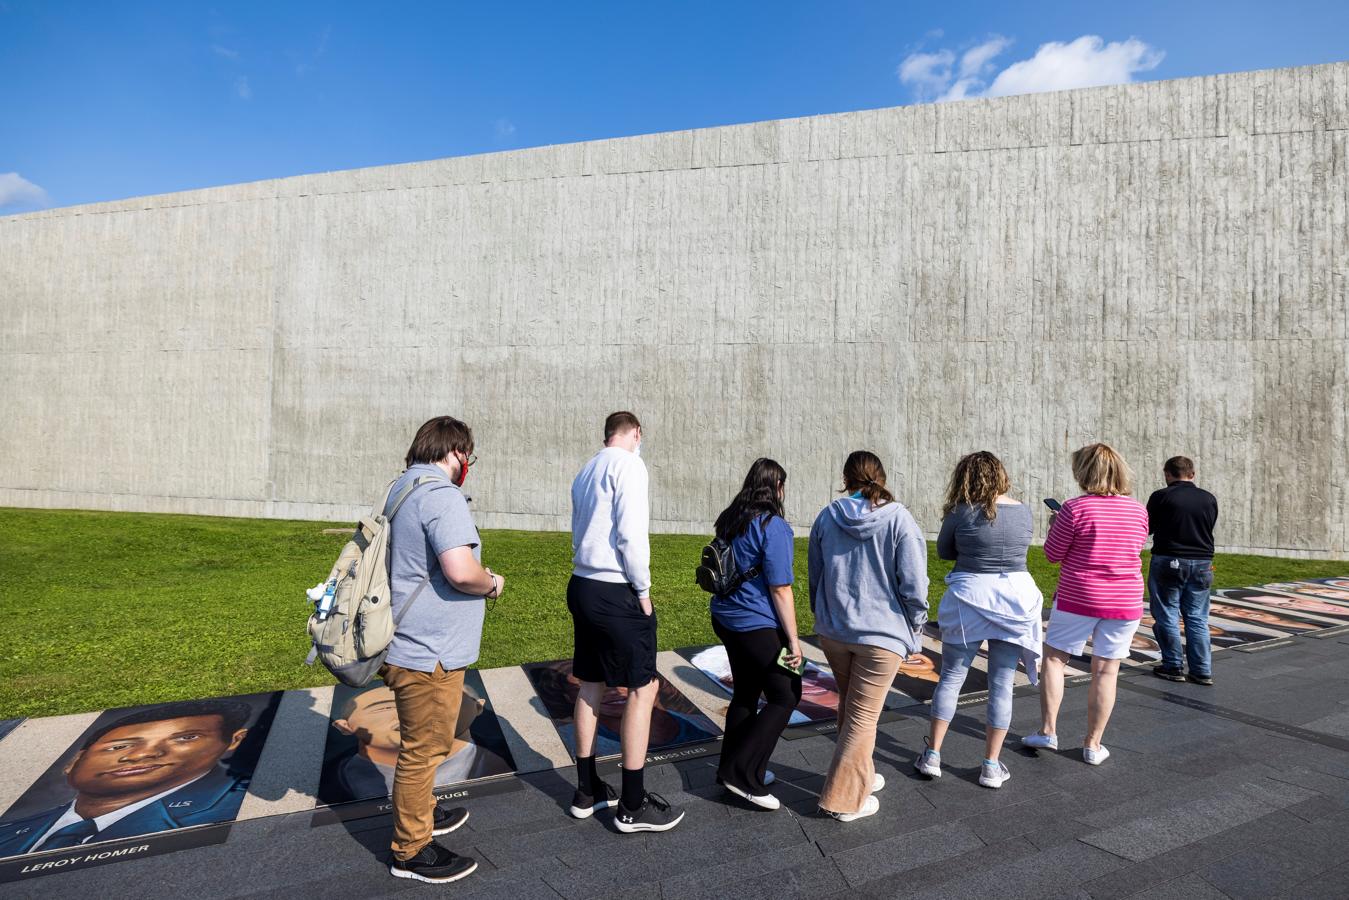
[2,62,1347,557]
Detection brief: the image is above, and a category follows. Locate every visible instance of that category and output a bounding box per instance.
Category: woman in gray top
[915,451,1043,789]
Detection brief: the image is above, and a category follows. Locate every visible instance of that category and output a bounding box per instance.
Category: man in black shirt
[1147,456,1219,685]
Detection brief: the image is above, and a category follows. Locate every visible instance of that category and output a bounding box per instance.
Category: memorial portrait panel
[0,692,280,866]
[317,671,516,808]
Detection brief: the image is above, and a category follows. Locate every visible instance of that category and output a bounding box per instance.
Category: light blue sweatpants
[931,639,1020,730]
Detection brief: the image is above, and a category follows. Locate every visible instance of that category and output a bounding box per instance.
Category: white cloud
[0,172,49,212]
[896,49,954,101]
[493,118,516,141]
[986,36,1163,97]
[235,75,252,100]
[959,35,1011,79]
[899,34,1163,104]
[211,44,239,60]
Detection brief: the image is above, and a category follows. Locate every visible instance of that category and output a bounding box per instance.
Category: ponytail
[841,450,894,507]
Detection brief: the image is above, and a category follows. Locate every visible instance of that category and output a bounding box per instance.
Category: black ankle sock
[576,755,598,795]
[620,766,644,810]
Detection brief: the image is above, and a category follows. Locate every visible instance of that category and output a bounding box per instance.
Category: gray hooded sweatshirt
[808,496,930,657]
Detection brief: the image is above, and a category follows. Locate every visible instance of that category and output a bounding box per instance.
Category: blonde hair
[943,451,1011,521]
[1071,443,1133,496]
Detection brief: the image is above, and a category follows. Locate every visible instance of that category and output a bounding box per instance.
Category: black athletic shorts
[567,575,658,689]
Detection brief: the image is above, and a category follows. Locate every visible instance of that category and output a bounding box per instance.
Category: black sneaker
[1186,673,1214,686]
[432,805,469,836]
[569,780,620,819]
[389,841,478,884]
[614,791,684,833]
[1152,665,1186,682]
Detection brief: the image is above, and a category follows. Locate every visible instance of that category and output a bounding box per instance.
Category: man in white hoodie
[566,411,684,833]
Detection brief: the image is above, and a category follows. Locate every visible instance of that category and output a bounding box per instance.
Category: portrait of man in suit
[0,697,273,858]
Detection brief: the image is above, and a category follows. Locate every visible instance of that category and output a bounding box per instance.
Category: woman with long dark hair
[709,458,803,811]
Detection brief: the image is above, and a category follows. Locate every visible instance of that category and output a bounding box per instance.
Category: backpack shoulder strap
[385,474,447,521]
[385,473,450,625]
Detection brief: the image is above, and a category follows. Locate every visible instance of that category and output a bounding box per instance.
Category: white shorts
[1045,608,1140,660]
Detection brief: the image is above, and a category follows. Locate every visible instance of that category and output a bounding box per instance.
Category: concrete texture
[238,687,333,819]
[3,62,1347,557]
[478,665,571,773]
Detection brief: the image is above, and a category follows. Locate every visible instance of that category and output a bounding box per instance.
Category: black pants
[712,619,802,794]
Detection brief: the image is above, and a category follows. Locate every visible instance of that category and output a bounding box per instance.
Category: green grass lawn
[2,507,1344,718]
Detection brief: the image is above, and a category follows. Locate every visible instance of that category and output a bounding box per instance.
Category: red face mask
[454,452,473,487]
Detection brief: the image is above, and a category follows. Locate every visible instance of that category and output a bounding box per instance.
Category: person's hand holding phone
[782,639,803,672]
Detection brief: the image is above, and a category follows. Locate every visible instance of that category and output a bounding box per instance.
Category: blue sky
[2,1,1347,210]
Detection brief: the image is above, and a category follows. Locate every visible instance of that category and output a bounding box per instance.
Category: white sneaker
[1021,732,1058,751]
[872,772,886,793]
[978,760,1011,789]
[724,782,781,810]
[914,749,942,779]
[1083,745,1111,766]
[827,794,880,823]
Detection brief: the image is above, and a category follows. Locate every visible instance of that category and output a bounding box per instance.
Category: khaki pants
[817,636,903,815]
[381,662,465,860]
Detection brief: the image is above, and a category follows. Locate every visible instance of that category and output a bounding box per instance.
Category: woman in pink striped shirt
[1022,443,1148,766]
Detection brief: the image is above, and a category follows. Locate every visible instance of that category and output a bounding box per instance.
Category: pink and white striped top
[1043,494,1149,620]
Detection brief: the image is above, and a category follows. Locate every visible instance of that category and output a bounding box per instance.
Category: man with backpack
[382,416,504,884]
[566,411,684,833]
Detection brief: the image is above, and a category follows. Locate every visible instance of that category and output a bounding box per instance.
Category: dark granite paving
[10,630,1349,900]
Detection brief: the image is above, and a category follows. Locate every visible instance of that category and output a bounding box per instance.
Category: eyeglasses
[461,453,478,467]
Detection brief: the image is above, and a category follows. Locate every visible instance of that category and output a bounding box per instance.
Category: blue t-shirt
[709,515,795,632]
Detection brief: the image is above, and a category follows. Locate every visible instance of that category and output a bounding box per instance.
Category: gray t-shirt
[383,464,484,672]
[936,502,1032,574]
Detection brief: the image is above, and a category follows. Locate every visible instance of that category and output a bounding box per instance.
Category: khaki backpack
[305,473,444,686]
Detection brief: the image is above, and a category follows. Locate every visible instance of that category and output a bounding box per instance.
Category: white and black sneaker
[390,841,478,884]
[432,805,469,836]
[614,791,685,833]
[569,781,620,819]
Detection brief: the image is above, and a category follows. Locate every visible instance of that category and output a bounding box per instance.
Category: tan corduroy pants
[817,636,903,815]
[382,662,465,860]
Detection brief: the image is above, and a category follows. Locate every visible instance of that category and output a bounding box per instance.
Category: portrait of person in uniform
[319,673,515,805]
[0,694,279,859]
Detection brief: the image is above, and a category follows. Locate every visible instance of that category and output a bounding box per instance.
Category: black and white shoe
[569,781,620,819]
[389,841,478,884]
[432,805,469,836]
[614,792,685,833]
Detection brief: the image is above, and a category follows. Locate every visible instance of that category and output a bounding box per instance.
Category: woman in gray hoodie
[808,451,929,822]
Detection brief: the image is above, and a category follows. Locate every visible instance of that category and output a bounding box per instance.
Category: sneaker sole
[614,810,685,833]
[1153,672,1186,682]
[569,799,618,819]
[389,859,479,884]
[978,774,1010,789]
[914,764,941,779]
[431,812,469,836]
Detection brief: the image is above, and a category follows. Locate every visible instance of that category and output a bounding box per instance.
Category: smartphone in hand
[776,646,805,675]
[1043,498,1062,512]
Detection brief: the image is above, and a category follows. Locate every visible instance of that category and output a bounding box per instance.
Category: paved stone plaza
[4,620,1347,900]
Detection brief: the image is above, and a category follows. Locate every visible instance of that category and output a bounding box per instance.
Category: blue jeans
[1148,556,1214,676]
[931,639,1020,730]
